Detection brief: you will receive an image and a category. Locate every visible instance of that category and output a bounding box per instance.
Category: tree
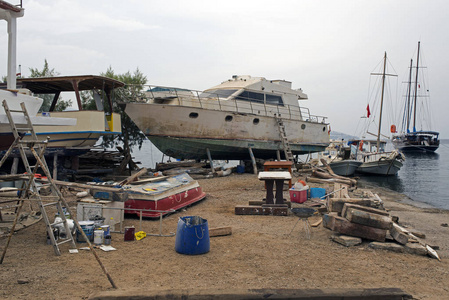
[97,67,148,152]
[28,60,72,112]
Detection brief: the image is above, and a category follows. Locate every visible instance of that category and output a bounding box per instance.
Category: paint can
[104,235,111,245]
[76,221,95,243]
[124,226,135,241]
[101,225,110,236]
[94,230,104,245]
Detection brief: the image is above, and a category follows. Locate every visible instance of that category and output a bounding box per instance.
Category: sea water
[131,139,449,210]
[358,139,449,210]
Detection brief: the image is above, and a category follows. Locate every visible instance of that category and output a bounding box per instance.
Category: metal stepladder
[275,116,297,172]
[0,100,76,260]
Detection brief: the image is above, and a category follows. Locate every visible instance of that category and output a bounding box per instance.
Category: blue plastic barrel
[309,187,326,199]
[236,165,245,173]
[175,216,210,255]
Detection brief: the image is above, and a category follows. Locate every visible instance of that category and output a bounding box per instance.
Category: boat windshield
[199,89,237,99]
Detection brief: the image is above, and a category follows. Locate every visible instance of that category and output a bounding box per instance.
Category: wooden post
[10,157,19,175]
[276,150,281,161]
[52,154,58,180]
[206,148,215,174]
[248,147,257,174]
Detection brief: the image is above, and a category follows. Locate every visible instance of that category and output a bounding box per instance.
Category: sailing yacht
[392,42,440,153]
[355,52,404,176]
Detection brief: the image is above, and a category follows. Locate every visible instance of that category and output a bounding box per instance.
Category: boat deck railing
[131,85,327,124]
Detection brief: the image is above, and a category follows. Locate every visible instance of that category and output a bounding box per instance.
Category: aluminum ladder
[0,100,76,259]
[275,117,297,172]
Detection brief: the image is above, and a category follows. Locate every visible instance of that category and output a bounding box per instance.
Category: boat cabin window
[199,89,237,99]
[225,115,233,122]
[253,118,260,125]
[189,112,199,118]
[266,94,283,106]
[235,91,264,103]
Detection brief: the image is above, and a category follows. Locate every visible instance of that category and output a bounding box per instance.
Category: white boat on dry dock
[124,75,330,160]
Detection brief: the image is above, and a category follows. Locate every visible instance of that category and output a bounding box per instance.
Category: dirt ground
[1,173,449,299]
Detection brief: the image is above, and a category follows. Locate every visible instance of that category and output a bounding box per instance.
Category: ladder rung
[56,238,73,246]
[16,127,32,131]
[9,109,25,113]
[50,220,65,226]
[18,140,46,144]
[42,201,59,207]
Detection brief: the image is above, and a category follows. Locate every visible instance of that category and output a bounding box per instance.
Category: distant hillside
[330,131,358,141]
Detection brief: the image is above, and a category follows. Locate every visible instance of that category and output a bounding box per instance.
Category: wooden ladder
[0,100,76,259]
[276,117,297,172]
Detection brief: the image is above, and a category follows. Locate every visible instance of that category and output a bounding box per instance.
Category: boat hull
[329,160,363,176]
[356,159,403,176]
[28,111,121,148]
[392,138,439,153]
[125,103,329,160]
[125,185,206,218]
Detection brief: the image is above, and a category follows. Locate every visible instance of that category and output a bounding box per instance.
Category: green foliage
[99,67,148,152]
[28,59,72,112]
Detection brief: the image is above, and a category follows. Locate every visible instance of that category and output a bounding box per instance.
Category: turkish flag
[366,104,371,118]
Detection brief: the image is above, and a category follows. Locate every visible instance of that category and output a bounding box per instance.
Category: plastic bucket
[76,221,95,243]
[94,230,104,245]
[175,216,210,255]
[309,187,326,199]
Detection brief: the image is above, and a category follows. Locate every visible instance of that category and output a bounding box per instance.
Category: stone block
[331,234,362,247]
[369,241,404,253]
[345,208,393,230]
[323,213,387,242]
[389,223,409,245]
[404,243,427,256]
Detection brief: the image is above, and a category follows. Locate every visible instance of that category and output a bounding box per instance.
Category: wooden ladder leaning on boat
[275,117,297,172]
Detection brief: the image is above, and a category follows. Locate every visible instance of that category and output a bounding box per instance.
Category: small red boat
[124,173,206,218]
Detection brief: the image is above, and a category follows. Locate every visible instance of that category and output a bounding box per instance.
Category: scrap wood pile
[322,188,441,261]
[306,159,357,187]
[156,160,232,179]
[69,148,139,180]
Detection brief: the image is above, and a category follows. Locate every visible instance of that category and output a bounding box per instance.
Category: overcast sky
[1,0,448,138]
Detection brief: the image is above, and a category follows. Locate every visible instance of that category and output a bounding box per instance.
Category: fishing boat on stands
[354,52,404,176]
[392,42,440,153]
[14,75,123,155]
[123,173,206,218]
[124,75,330,160]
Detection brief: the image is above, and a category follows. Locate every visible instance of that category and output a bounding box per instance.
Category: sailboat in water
[352,52,405,176]
[392,42,440,153]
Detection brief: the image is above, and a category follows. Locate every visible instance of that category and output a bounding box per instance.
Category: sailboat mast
[377,51,387,151]
[413,41,421,132]
[406,59,413,133]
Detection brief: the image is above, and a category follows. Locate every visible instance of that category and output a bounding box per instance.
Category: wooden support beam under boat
[206,148,215,174]
[248,147,257,174]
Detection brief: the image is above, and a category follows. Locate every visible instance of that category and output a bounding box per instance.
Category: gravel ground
[1,173,448,299]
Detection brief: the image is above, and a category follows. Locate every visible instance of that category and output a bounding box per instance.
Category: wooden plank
[52,180,123,192]
[209,227,232,237]
[322,214,387,242]
[118,168,148,186]
[345,208,393,230]
[389,223,409,245]
[341,203,390,218]
[234,205,288,216]
[248,200,291,208]
[89,287,413,300]
[329,198,377,214]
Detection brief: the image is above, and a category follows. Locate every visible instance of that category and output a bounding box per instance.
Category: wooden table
[263,161,293,188]
[258,171,292,205]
